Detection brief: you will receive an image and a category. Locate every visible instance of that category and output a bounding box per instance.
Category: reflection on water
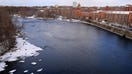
[1,18,132,74]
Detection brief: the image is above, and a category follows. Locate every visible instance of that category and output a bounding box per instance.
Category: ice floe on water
[38,59,42,62]
[9,69,16,74]
[24,70,28,73]
[0,37,43,72]
[0,62,7,71]
[31,62,37,65]
[37,68,43,72]
[19,60,25,63]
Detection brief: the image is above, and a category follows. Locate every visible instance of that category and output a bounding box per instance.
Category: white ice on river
[0,37,43,72]
[37,68,43,72]
[24,70,29,73]
[0,62,7,71]
[9,69,16,74]
[19,60,25,63]
[31,62,37,65]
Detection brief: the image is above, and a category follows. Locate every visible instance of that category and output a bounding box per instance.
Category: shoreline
[80,20,132,40]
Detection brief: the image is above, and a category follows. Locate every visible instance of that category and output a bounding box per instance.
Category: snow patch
[13,14,21,17]
[40,10,44,12]
[71,19,80,22]
[65,19,70,22]
[27,15,36,19]
[57,16,81,23]
[0,38,43,72]
[57,16,63,20]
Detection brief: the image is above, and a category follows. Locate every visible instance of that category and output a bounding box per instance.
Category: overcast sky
[0,0,131,6]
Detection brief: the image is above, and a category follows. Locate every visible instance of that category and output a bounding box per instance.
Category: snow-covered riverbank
[56,16,81,23]
[0,38,43,72]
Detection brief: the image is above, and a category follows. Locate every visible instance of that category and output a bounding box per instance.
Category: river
[1,18,132,74]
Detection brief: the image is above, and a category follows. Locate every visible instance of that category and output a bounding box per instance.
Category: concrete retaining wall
[82,20,132,40]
